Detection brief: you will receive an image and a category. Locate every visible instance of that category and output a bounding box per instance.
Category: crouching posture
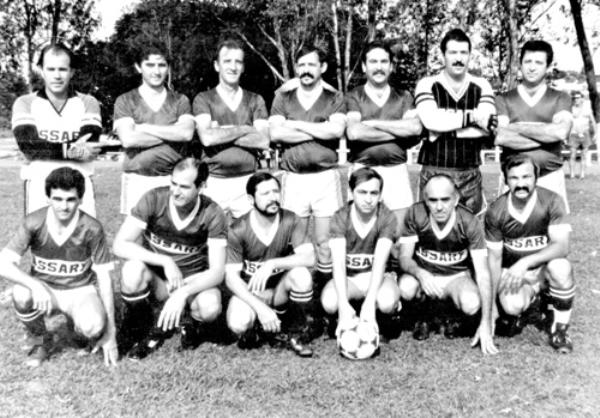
[398,175,497,355]
[0,167,117,367]
[225,172,316,357]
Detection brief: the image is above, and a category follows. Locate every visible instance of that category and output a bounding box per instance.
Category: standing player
[269,45,346,288]
[225,172,316,357]
[12,43,102,216]
[321,168,400,336]
[495,40,572,212]
[568,91,595,179]
[414,29,496,216]
[113,158,226,359]
[398,175,497,355]
[0,167,117,367]
[345,41,422,226]
[193,39,270,219]
[485,155,574,353]
[113,44,195,214]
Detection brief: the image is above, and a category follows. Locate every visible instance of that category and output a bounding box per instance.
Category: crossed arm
[495,112,572,150]
[114,115,195,148]
[195,114,270,150]
[269,114,346,144]
[345,111,422,143]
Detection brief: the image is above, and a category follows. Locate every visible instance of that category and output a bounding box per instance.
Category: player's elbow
[345,124,361,141]
[408,119,423,136]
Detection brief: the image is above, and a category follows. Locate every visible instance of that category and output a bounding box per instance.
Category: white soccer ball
[337,317,380,360]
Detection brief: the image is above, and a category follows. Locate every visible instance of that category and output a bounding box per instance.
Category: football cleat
[549,323,573,354]
[443,318,462,339]
[288,336,313,358]
[237,327,262,350]
[25,335,52,368]
[412,320,431,341]
[178,323,203,352]
[495,315,524,337]
[127,336,164,360]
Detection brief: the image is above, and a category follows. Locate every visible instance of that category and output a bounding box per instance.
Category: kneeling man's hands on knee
[157,289,188,331]
[417,271,443,298]
[256,305,280,333]
[31,282,53,315]
[162,257,184,292]
[500,261,527,294]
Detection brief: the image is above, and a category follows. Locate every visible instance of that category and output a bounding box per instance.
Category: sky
[94,0,140,40]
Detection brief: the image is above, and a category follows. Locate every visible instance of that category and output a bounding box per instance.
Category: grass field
[1,161,599,417]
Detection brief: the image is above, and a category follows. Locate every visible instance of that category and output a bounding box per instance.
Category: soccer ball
[337,317,380,360]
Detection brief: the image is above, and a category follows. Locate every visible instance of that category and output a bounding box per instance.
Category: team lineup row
[4,28,575,366]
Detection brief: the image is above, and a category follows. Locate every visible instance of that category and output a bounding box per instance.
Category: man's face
[170,168,200,208]
[424,178,459,224]
[252,179,281,217]
[295,51,326,88]
[352,178,382,217]
[40,51,74,96]
[48,188,80,223]
[135,54,169,88]
[215,47,244,87]
[362,47,392,87]
[520,51,548,86]
[506,162,537,202]
[443,40,470,79]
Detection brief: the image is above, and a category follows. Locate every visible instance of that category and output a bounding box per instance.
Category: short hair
[135,43,169,65]
[520,40,553,66]
[502,154,540,181]
[349,167,383,192]
[295,45,327,64]
[214,39,245,62]
[173,157,209,188]
[362,41,393,64]
[37,43,76,68]
[45,167,85,198]
[246,171,280,197]
[423,174,458,197]
[440,29,471,53]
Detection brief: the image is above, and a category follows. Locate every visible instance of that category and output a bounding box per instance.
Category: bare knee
[458,291,481,316]
[121,260,152,293]
[190,289,221,323]
[320,281,338,315]
[226,300,254,335]
[376,283,399,314]
[74,309,106,340]
[546,259,573,288]
[12,285,33,310]
[499,292,528,316]
[398,275,420,301]
[287,267,313,292]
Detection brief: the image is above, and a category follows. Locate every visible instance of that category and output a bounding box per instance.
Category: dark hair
[214,39,245,62]
[37,43,76,69]
[45,167,85,198]
[246,171,280,197]
[520,40,553,66]
[135,43,169,65]
[349,167,383,192]
[362,40,393,64]
[440,29,471,53]
[502,154,540,182]
[423,174,459,197]
[173,157,209,188]
[295,45,327,63]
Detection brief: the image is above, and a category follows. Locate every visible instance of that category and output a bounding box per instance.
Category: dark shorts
[568,134,593,150]
[419,165,485,215]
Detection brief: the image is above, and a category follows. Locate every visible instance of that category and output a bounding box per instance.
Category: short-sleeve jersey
[330,203,397,275]
[192,88,268,177]
[400,202,486,276]
[485,187,570,268]
[130,187,227,277]
[113,89,192,176]
[345,86,415,166]
[12,90,102,160]
[227,209,309,282]
[5,208,111,289]
[415,73,495,169]
[496,87,572,176]
[270,88,345,173]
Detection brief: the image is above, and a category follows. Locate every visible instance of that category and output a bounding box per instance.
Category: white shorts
[348,272,372,295]
[203,174,252,219]
[352,163,413,210]
[498,169,569,214]
[281,169,343,218]
[120,172,171,215]
[21,161,95,217]
[49,284,99,317]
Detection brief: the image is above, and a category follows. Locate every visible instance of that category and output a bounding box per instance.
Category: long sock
[121,288,153,342]
[289,289,315,341]
[549,285,575,332]
[14,304,46,340]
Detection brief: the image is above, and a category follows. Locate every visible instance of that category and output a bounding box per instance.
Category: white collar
[439,72,471,102]
[350,205,377,240]
[364,83,390,108]
[517,84,547,108]
[249,210,280,247]
[46,208,80,247]
[508,190,538,224]
[168,196,200,231]
[216,84,243,112]
[430,210,456,241]
[138,85,167,112]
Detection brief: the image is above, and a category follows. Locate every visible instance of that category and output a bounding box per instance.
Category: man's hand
[500,259,529,294]
[471,322,499,355]
[248,260,274,294]
[31,281,53,315]
[162,257,184,292]
[255,304,281,333]
[93,332,119,367]
[67,133,101,161]
[359,300,376,323]
[338,302,356,326]
[417,270,443,298]
[157,288,188,331]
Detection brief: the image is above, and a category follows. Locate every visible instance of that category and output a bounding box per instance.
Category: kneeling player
[0,167,117,367]
[485,154,575,353]
[225,172,316,357]
[398,175,497,355]
[321,168,400,338]
[113,158,227,359]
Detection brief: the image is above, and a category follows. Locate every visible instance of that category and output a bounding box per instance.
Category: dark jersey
[270,88,345,173]
[192,88,268,177]
[496,86,572,176]
[400,202,486,276]
[113,89,192,176]
[485,187,570,268]
[5,208,111,289]
[330,203,397,275]
[345,86,416,166]
[130,187,227,277]
[415,73,495,169]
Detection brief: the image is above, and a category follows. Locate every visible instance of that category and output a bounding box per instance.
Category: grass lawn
[0,161,599,417]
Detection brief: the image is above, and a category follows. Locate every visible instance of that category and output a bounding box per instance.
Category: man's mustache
[300,72,314,79]
[452,61,465,67]
[515,187,530,193]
